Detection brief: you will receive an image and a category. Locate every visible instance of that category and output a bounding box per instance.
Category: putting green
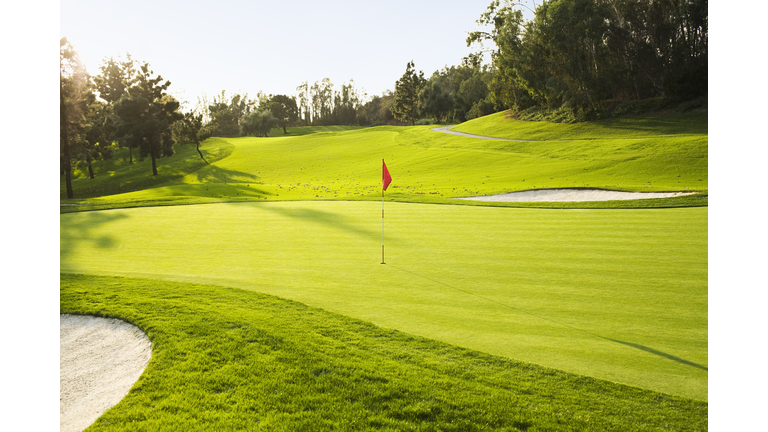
[60,200,707,400]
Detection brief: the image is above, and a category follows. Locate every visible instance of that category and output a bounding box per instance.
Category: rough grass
[61,273,708,431]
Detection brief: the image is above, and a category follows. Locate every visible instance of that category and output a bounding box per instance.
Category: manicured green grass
[93,121,705,206]
[61,273,707,431]
[62,138,235,199]
[60,112,708,427]
[61,201,707,401]
[64,113,706,207]
[451,110,707,140]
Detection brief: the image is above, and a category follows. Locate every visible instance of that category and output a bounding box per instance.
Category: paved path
[431,126,531,141]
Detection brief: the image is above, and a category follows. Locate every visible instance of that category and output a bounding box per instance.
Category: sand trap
[60,314,152,432]
[456,188,696,202]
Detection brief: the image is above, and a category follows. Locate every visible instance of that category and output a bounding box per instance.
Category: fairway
[61,200,707,400]
[80,113,707,204]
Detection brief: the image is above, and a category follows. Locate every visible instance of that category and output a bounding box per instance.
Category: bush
[414,118,439,125]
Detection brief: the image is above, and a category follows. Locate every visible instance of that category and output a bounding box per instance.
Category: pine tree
[391,61,426,125]
[113,63,183,176]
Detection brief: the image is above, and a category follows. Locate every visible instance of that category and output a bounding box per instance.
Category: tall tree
[333,80,364,125]
[79,99,115,179]
[94,55,137,162]
[391,61,426,125]
[60,37,93,198]
[113,63,183,176]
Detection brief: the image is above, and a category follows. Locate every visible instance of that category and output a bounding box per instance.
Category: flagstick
[381,188,385,264]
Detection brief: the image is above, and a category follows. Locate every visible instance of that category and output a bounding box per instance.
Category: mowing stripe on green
[61,201,707,400]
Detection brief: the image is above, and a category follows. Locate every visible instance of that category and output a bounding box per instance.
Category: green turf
[60,111,708,426]
[60,201,707,401]
[451,110,707,140]
[62,138,235,199]
[75,111,706,206]
[61,273,707,431]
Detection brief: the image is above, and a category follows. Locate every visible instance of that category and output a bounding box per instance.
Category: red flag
[382,160,392,191]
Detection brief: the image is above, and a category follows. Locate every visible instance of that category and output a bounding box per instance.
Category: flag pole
[381,187,385,264]
[381,159,391,265]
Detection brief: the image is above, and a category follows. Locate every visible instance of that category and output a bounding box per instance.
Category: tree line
[389,0,707,125]
[466,0,707,119]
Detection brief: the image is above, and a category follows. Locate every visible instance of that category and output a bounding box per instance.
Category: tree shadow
[386,264,707,372]
[185,164,259,184]
[257,204,382,242]
[60,211,130,271]
[604,339,708,371]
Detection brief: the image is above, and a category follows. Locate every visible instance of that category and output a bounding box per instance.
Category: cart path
[431,126,531,141]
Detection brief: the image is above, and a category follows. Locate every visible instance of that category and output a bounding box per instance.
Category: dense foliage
[468,0,708,119]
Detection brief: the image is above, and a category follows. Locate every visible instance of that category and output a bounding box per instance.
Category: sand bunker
[456,188,696,202]
[60,314,152,432]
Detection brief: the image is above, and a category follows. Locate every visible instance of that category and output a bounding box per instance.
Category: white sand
[456,188,696,202]
[60,314,152,432]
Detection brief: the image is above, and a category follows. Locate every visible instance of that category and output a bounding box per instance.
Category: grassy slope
[61,201,707,401]
[62,138,235,199]
[73,111,706,206]
[451,110,707,140]
[62,274,707,432]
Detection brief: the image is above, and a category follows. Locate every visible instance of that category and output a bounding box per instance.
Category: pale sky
[59,0,544,108]
[60,0,536,107]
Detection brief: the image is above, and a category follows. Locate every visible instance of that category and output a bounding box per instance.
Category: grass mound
[62,273,707,431]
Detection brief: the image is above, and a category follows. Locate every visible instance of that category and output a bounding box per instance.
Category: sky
[60,0,537,108]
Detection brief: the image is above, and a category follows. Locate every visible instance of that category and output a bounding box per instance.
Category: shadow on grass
[257,204,383,242]
[184,164,259,184]
[605,339,708,371]
[387,264,707,372]
[60,211,130,270]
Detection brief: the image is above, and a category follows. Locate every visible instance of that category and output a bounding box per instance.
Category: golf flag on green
[381,159,391,264]
[383,160,392,191]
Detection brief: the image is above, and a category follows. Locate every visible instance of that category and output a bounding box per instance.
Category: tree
[309,78,335,125]
[172,111,214,160]
[467,0,707,118]
[79,99,115,179]
[418,80,453,123]
[391,61,426,125]
[60,37,93,198]
[333,80,365,125]
[295,82,310,125]
[241,110,279,137]
[93,54,137,163]
[113,63,183,176]
[208,91,255,136]
[264,94,299,133]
